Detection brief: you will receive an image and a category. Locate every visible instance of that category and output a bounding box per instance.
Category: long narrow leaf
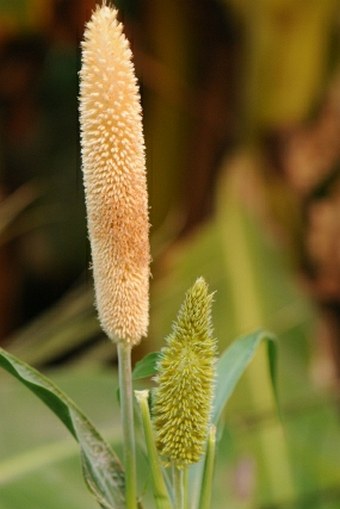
[213,329,278,424]
[190,329,278,508]
[0,348,125,509]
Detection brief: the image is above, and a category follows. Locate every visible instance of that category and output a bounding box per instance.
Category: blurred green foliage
[0,0,340,508]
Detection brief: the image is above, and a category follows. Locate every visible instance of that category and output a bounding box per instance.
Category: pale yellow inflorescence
[79,3,150,345]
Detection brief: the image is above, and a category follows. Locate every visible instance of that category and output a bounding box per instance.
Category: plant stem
[135,390,173,509]
[183,467,189,509]
[118,342,137,509]
[173,465,185,509]
[198,426,216,509]
[173,466,182,508]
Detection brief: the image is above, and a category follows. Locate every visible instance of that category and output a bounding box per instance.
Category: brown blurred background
[0,0,340,371]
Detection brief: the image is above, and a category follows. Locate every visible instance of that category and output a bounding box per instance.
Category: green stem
[118,342,137,509]
[173,466,184,509]
[183,467,189,509]
[198,426,216,509]
[172,465,184,509]
[135,390,173,509]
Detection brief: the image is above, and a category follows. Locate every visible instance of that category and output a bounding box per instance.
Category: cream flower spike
[79,2,150,346]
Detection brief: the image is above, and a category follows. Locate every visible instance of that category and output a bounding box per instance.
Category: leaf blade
[213,329,278,424]
[132,352,160,381]
[0,347,125,509]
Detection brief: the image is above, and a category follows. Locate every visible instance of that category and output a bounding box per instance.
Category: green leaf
[190,329,278,506]
[0,347,125,509]
[132,352,160,381]
[213,329,278,424]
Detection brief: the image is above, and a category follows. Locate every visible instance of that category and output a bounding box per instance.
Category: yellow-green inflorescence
[153,277,217,468]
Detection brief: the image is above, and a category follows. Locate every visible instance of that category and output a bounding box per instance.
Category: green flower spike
[153,277,217,468]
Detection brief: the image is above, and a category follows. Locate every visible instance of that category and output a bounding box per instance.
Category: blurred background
[0,0,340,508]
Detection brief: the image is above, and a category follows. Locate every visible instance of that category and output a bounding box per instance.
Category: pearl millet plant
[79,4,150,509]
